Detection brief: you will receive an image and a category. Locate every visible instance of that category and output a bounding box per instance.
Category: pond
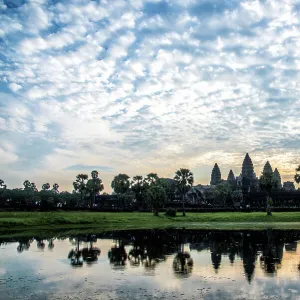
[1,229,300,300]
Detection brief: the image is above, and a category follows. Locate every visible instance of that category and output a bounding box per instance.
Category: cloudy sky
[0,0,299,192]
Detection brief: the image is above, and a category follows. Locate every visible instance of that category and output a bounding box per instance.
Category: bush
[165,207,177,217]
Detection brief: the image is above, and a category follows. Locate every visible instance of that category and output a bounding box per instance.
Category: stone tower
[210,163,221,185]
[227,170,236,187]
[263,161,273,175]
[227,170,235,181]
[241,153,255,179]
[273,168,282,188]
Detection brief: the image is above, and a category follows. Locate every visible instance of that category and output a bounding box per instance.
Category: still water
[1,229,300,300]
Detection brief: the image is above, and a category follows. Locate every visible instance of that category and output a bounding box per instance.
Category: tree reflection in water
[68,238,83,268]
[8,229,300,281]
[173,251,193,278]
[36,238,45,250]
[128,246,144,267]
[17,238,32,253]
[82,235,101,266]
[68,236,101,267]
[259,230,283,276]
[48,239,54,250]
[127,230,170,272]
[108,238,128,270]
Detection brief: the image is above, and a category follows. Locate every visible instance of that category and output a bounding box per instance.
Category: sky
[0,0,299,192]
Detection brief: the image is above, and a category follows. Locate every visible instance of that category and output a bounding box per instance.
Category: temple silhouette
[209,153,293,192]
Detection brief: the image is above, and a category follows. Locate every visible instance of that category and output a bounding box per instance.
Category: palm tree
[0,179,6,194]
[68,238,83,267]
[42,183,50,191]
[131,175,146,208]
[295,165,300,186]
[52,183,59,194]
[73,174,89,204]
[146,185,167,216]
[86,170,104,206]
[145,173,159,186]
[174,168,194,216]
[111,174,130,194]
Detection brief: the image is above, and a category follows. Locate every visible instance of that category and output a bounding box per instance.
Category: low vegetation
[1,211,300,233]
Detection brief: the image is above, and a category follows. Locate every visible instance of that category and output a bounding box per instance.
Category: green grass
[1,211,300,233]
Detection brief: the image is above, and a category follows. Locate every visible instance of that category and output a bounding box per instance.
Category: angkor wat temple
[210,153,294,192]
[184,153,299,210]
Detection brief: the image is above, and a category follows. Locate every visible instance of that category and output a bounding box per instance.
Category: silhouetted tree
[174,168,194,216]
[86,170,104,207]
[295,165,300,186]
[42,183,50,191]
[144,173,159,186]
[213,183,232,207]
[73,174,88,204]
[131,175,147,208]
[146,185,167,216]
[111,174,130,194]
[0,179,7,193]
[259,170,278,216]
[157,178,176,202]
[52,183,59,194]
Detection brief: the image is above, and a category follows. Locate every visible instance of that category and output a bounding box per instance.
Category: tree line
[0,165,299,215]
[0,168,194,215]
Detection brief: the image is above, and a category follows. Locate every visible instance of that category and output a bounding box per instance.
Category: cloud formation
[0,0,299,191]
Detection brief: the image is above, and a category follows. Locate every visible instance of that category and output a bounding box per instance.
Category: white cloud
[9,83,22,92]
[0,147,18,164]
[0,0,299,191]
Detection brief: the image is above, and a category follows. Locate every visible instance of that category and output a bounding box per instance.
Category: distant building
[207,153,297,196]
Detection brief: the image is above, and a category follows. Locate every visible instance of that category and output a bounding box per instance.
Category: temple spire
[210,163,221,185]
[263,161,273,175]
[227,170,235,182]
[273,168,282,188]
[241,153,255,179]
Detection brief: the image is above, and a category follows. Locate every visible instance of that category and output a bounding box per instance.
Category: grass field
[1,211,300,233]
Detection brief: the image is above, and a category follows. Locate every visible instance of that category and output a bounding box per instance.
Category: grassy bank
[1,211,300,232]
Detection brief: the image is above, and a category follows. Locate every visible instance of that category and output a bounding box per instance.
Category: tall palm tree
[111,174,130,194]
[145,173,159,186]
[131,175,146,208]
[87,170,104,206]
[52,183,59,194]
[73,174,88,204]
[174,168,194,216]
[295,165,300,186]
[42,183,50,191]
[0,179,6,193]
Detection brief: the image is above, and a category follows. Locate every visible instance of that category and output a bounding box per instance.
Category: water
[1,229,300,300]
